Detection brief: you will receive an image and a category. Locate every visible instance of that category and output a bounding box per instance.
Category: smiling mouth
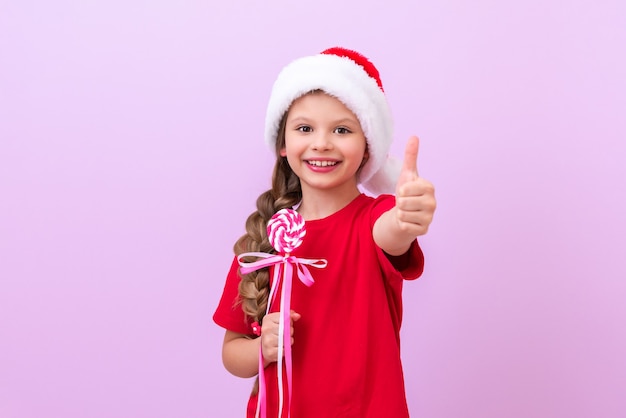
[306,160,338,167]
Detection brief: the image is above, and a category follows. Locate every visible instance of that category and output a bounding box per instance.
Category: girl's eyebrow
[288,116,312,124]
[288,116,359,125]
[331,118,360,126]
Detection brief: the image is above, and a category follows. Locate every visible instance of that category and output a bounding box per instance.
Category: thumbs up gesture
[394,135,436,237]
[372,135,436,256]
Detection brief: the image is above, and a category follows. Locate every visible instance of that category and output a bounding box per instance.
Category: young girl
[213,47,436,417]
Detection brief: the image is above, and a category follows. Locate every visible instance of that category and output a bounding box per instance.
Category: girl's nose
[311,132,333,150]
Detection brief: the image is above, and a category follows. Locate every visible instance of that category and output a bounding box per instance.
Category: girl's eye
[297,126,312,133]
[334,127,352,134]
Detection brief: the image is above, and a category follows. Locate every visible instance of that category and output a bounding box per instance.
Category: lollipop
[267,209,306,254]
[237,208,326,418]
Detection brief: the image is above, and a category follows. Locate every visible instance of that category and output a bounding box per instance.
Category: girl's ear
[279,148,287,157]
[360,148,370,168]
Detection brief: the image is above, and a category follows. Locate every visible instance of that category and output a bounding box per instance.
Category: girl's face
[281,92,368,196]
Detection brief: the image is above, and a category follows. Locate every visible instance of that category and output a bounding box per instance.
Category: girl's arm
[222,311,301,378]
[373,136,436,255]
[222,330,263,378]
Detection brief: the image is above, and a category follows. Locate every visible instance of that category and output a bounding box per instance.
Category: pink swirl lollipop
[239,207,323,418]
[267,208,306,254]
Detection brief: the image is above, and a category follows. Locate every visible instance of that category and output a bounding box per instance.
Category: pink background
[1,1,625,417]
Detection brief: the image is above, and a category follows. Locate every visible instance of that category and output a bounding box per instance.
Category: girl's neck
[297,185,361,221]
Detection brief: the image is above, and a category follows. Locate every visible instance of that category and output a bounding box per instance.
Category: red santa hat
[264,47,400,195]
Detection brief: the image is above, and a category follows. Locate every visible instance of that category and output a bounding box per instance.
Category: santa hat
[264,47,401,196]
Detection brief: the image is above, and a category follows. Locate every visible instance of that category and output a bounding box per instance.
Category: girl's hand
[394,135,436,236]
[260,310,301,366]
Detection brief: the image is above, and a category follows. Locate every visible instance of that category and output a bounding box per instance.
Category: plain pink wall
[1,1,624,417]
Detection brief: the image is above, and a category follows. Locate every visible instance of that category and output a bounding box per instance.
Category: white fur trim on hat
[264,50,396,195]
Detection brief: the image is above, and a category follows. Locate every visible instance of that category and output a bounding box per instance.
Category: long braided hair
[234,113,301,325]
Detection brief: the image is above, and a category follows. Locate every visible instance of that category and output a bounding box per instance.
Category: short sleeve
[370,194,424,280]
[212,256,252,335]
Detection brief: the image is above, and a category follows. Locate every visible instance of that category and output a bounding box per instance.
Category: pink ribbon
[238,252,327,418]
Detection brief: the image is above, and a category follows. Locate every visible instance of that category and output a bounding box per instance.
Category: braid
[234,115,301,324]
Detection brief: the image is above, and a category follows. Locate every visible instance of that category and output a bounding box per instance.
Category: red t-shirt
[213,194,424,417]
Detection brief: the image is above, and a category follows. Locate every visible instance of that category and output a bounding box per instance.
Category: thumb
[397,136,420,191]
[402,135,420,177]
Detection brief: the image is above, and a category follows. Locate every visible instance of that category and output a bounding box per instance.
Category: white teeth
[308,160,337,167]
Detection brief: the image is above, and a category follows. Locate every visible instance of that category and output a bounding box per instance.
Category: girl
[213,47,436,417]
